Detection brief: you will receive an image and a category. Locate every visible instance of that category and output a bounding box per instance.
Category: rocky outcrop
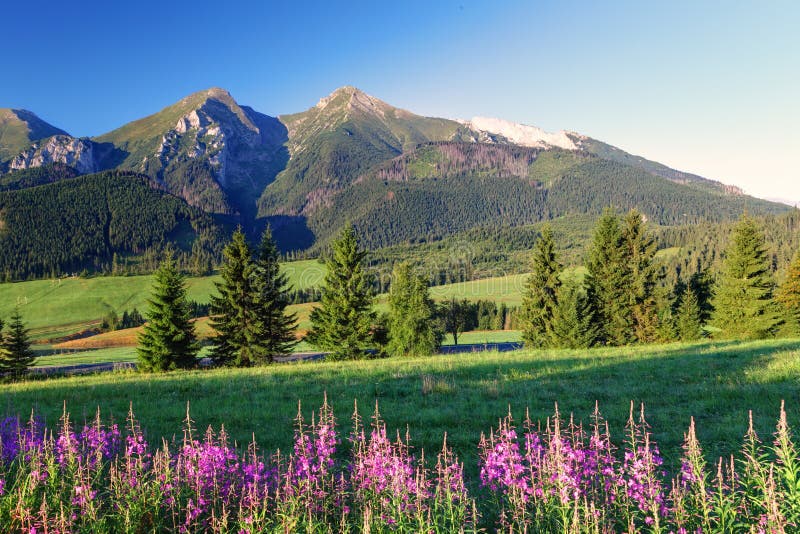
[10,135,98,174]
[154,97,277,191]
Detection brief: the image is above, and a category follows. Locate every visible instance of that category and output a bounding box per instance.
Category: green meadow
[5,339,799,477]
[0,260,323,339]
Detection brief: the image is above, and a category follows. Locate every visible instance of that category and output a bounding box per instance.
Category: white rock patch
[460,116,577,150]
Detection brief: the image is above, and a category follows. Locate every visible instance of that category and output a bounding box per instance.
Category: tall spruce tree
[550,280,599,349]
[777,251,800,331]
[209,228,259,366]
[386,261,442,357]
[622,210,661,343]
[585,209,634,345]
[520,225,562,348]
[137,257,199,372]
[675,286,704,341]
[689,270,715,324]
[251,227,298,362]
[711,215,781,339]
[306,225,375,360]
[0,309,35,376]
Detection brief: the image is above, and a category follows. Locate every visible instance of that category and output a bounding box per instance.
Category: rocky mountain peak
[202,87,232,99]
[315,86,391,117]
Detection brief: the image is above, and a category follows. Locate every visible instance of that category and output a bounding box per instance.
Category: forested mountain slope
[0,171,226,279]
[0,86,788,271]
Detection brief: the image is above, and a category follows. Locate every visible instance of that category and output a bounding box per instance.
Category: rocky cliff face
[88,88,289,215]
[10,135,98,174]
[154,96,268,190]
[0,108,69,162]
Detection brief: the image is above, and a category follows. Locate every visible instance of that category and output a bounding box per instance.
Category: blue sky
[3,0,798,200]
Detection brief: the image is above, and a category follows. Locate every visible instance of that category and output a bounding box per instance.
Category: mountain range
[0,86,787,277]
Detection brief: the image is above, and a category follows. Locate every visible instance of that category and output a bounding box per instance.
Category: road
[32,342,523,376]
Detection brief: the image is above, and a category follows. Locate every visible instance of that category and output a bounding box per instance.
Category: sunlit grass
[5,338,800,478]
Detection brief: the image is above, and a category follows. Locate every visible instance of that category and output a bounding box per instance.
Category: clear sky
[2,0,798,201]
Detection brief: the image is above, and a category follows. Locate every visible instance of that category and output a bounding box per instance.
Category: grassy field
[428,268,585,306]
[429,274,528,305]
[33,346,140,368]
[0,259,527,344]
[52,302,319,350]
[4,339,799,478]
[6,262,527,349]
[41,329,521,366]
[0,260,323,340]
[442,330,521,345]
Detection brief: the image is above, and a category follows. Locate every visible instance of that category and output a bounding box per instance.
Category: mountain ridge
[0,86,788,255]
[0,86,743,197]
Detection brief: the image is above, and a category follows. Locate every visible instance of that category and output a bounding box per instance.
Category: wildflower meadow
[0,396,798,532]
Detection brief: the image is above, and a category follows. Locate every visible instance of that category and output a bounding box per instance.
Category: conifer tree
[675,286,704,341]
[550,280,599,349]
[251,227,298,362]
[520,225,562,348]
[209,228,259,366]
[689,270,715,324]
[306,225,375,360]
[777,251,800,332]
[493,303,508,330]
[585,209,634,345]
[0,310,35,376]
[711,215,781,339]
[137,257,199,372]
[622,210,661,343]
[386,261,442,357]
[656,304,678,342]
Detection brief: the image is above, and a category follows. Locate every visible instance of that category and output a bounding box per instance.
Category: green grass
[4,339,799,477]
[426,270,584,307]
[37,330,520,365]
[33,347,138,367]
[0,260,324,340]
[443,330,521,345]
[0,276,215,336]
[0,261,511,342]
[429,274,528,306]
[32,346,218,368]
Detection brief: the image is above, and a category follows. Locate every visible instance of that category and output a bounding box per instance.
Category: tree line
[133,207,800,373]
[518,209,799,348]
[136,226,298,371]
[136,224,469,371]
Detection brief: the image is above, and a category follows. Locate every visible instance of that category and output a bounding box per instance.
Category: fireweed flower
[1,399,799,531]
[620,403,668,530]
[79,421,121,467]
[479,412,528,494]
[349,402,430,528]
